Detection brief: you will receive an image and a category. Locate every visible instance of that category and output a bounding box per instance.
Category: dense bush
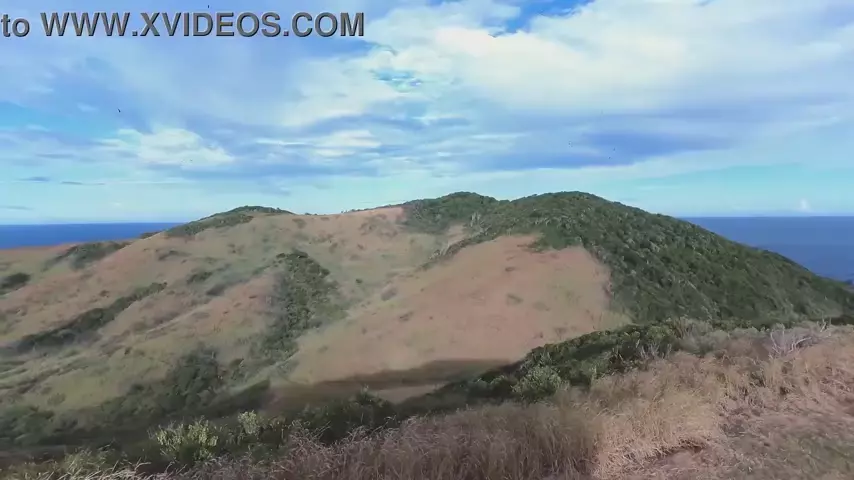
[402,192,501,234]
[0,271,30,294]
[256,250,344,360]
[404,192,854,323]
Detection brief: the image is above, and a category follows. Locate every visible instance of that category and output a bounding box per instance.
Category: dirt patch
[287,235,628,386]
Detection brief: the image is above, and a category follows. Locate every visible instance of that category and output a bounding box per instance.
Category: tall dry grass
[10,324,854,480]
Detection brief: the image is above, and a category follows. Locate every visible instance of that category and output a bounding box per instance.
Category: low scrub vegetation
[8,321,854,479]
[0,272,30,294]
[224,206,293,215]
[0,347,239,451]
[165,207,291,238]
[15,282,166,351]
[255,250,344,361]
[49,241,130,270]
[430,315,853,406]
[4,193,854,478]
[165,213,255,238]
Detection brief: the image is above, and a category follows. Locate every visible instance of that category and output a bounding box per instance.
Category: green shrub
[165,206,291,238]
[236,411,262,441]
[0,404,77,447]
[293,389,399,444]
[166,213,253,237]
[256,250,344,360]
[97,348,225,426]
[152,419,221,465]
[0,272,30,294]
[15,282,166,351]
[50,241,129,270]
[511,365,563,401]
[402,192,501,234]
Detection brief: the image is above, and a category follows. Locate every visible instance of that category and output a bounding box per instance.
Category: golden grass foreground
[9,324,854,480]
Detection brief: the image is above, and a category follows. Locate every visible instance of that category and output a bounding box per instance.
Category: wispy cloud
[0,0,852,221]
[19,176,52,183]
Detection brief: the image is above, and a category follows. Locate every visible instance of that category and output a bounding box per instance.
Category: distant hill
[0,191,852,472]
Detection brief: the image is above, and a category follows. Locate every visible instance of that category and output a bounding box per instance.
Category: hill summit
[1,191,853,478]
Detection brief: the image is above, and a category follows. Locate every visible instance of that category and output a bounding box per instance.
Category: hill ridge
[1,190,852,474]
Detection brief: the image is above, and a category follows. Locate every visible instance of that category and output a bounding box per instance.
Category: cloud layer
[1,0,853,222]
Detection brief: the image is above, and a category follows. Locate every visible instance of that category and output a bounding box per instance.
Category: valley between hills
[1,191,854,479]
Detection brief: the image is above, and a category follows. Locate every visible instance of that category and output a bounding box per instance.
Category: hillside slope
[0,192,852,456]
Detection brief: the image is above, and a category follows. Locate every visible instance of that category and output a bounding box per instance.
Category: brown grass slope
[0,207,425,409]
[0,201,621,415]
[2,192,854,478]
[287,234,626,386]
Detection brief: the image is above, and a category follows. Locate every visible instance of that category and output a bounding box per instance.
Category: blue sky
[1,0,853,223]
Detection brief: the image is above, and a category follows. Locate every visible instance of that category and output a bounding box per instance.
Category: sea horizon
[1,217,852,283]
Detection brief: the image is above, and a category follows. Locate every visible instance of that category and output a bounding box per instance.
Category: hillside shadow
[265,358,509,413]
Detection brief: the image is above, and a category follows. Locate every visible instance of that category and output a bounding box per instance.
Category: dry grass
[288,235,627,388]
[0,208,444,411]
[13,325,854,480]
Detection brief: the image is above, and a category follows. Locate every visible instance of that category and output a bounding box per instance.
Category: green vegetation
[165,206,292,238]
[423,313,854,407]
[0,348,238,451]
[0,404,76,448]
[165,212,255,238]
[0,272,30,294]
[224,206,293,215]
[404,192,853,322]
[256,250,344,360]
[93,348,226,427]
[15,282,166,351]
[186,269,213,285]
[5,192,854,478]
[402,192,500,234]
[49,241,130,270]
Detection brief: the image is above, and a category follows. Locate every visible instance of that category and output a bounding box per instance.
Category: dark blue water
[0,223,180,249]
[0,218,851,283]
[686,217,854,284]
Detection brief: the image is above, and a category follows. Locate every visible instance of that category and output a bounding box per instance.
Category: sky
[0,0,853,224]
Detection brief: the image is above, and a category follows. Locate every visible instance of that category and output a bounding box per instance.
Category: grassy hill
[1,192,853,479]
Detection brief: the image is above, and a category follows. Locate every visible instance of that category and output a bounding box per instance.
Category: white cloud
[356,0,854,118]
[2,0,854,220]
[798,198,812,212]
[313,129,382,157]
[98,127,235,167]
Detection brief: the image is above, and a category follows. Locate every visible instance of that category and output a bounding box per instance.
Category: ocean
[0,218,851,283]
[0,223,180,249]
[687,217,854,284]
